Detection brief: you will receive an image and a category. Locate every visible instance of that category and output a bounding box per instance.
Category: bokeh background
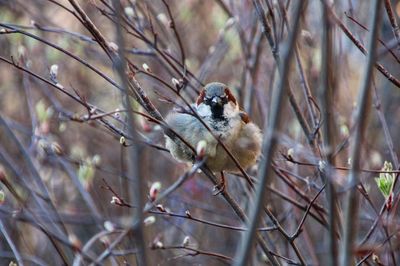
[1,0,400,265]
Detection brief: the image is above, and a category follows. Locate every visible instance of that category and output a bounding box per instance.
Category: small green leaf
[375,161,394,199]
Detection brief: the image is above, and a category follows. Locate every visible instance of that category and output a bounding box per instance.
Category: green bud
[374,161,394,199]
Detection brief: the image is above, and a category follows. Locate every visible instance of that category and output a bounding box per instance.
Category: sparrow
[165,82,262,193]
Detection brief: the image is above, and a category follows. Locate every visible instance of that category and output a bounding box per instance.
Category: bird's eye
[220,96,228,104]
[204,97,212,105]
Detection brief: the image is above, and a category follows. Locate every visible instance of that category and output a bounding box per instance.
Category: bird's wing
[239,111,250,124]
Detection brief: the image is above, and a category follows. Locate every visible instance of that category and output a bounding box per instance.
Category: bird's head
[196,82,239,120]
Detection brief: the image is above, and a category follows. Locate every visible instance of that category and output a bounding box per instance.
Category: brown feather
[196,89,206,105]
[224,87,237,105]
[239,111,250,124]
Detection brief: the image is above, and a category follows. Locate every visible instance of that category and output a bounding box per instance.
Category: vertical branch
[234,1,305,265]
[319,2,339,265]
[113,1,147,265]
[340,1,382,265]
[0,220,24,266]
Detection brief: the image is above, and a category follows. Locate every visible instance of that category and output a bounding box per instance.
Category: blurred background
[0,0,400,265]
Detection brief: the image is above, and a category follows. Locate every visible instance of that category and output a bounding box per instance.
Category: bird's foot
[213,182,226,195]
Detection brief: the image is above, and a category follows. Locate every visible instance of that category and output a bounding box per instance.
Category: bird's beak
[209,97,225,119]
[211,97,222,108]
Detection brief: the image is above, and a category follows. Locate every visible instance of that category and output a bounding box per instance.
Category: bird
[165,82,262,193]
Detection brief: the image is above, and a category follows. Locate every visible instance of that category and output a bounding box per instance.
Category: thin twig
[384,0,400,51]
[152,244,232,262]
[149,209,277,232]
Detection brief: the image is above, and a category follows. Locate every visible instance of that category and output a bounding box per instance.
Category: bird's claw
[213,182,225,196]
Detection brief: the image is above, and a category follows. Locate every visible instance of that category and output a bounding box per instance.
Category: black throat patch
[210,105,224,120]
